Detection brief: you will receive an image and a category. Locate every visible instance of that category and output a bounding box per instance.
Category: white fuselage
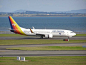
[8,16,76,39]
[21,27,76,38]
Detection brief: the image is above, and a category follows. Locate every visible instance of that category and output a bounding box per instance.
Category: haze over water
[0,17,86,33]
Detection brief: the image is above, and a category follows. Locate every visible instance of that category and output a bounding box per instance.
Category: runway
[0,36,86,40]
[0,43,86,57]
[0,43,86,49]
[0,36,86,57]
[0,50,86,56]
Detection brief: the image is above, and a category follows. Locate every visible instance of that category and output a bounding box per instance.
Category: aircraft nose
[70,32,76,36]
[73,33,76,36]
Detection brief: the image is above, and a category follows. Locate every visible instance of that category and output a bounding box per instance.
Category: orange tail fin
[8,16,25,35]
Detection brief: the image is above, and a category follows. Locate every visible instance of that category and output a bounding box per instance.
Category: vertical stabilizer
[8,16,25,35]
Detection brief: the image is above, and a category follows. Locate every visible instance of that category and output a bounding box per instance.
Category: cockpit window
[71,32,74,33]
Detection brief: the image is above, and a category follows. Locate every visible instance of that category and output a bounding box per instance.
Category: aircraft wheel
[41,36,43,39]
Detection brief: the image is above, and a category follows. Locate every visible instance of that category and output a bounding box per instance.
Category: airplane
[8,16,76,39]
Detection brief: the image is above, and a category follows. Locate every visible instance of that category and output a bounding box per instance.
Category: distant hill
[14,9,86,14]
[13,10,58,14]
[65,9,86,13]
[0,9,86,14]
[0,9,86,17]
[14,10,27,13]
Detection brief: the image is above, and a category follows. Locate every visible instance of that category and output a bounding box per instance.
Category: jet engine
[45,34,53,38]
[48,34,53,38]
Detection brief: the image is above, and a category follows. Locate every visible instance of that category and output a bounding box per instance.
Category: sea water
[0,17,86,33]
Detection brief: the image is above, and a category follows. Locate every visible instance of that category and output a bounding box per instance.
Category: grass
[75,34,86,36]
[7,46,86,50]
[0,34,86,45]
[0,56,86,65]
[0,40,86,45]
[0,34,86,37]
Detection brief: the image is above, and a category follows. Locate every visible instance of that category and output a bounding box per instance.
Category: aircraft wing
[30,28,53,38]
[30,28,45,35]
[36,33,45,36]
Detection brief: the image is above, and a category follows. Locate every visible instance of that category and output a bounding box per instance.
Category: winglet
[30,28,34,33]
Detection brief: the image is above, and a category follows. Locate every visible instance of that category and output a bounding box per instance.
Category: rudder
[8,16,26,35]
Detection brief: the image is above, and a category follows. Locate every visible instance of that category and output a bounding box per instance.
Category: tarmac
[0,36,86,57]
[0,36,86,40]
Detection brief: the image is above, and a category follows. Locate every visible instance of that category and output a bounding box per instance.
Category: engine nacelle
[45,34,49,38]
[48,34,53,38]
[45,34,53,38]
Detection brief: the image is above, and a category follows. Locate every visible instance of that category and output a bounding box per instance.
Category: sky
[0,0,86,12]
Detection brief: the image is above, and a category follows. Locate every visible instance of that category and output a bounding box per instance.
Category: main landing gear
[40,35,43,39]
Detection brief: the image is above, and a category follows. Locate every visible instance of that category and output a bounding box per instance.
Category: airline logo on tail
[12,24,16,26]
[8,16,26,35]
